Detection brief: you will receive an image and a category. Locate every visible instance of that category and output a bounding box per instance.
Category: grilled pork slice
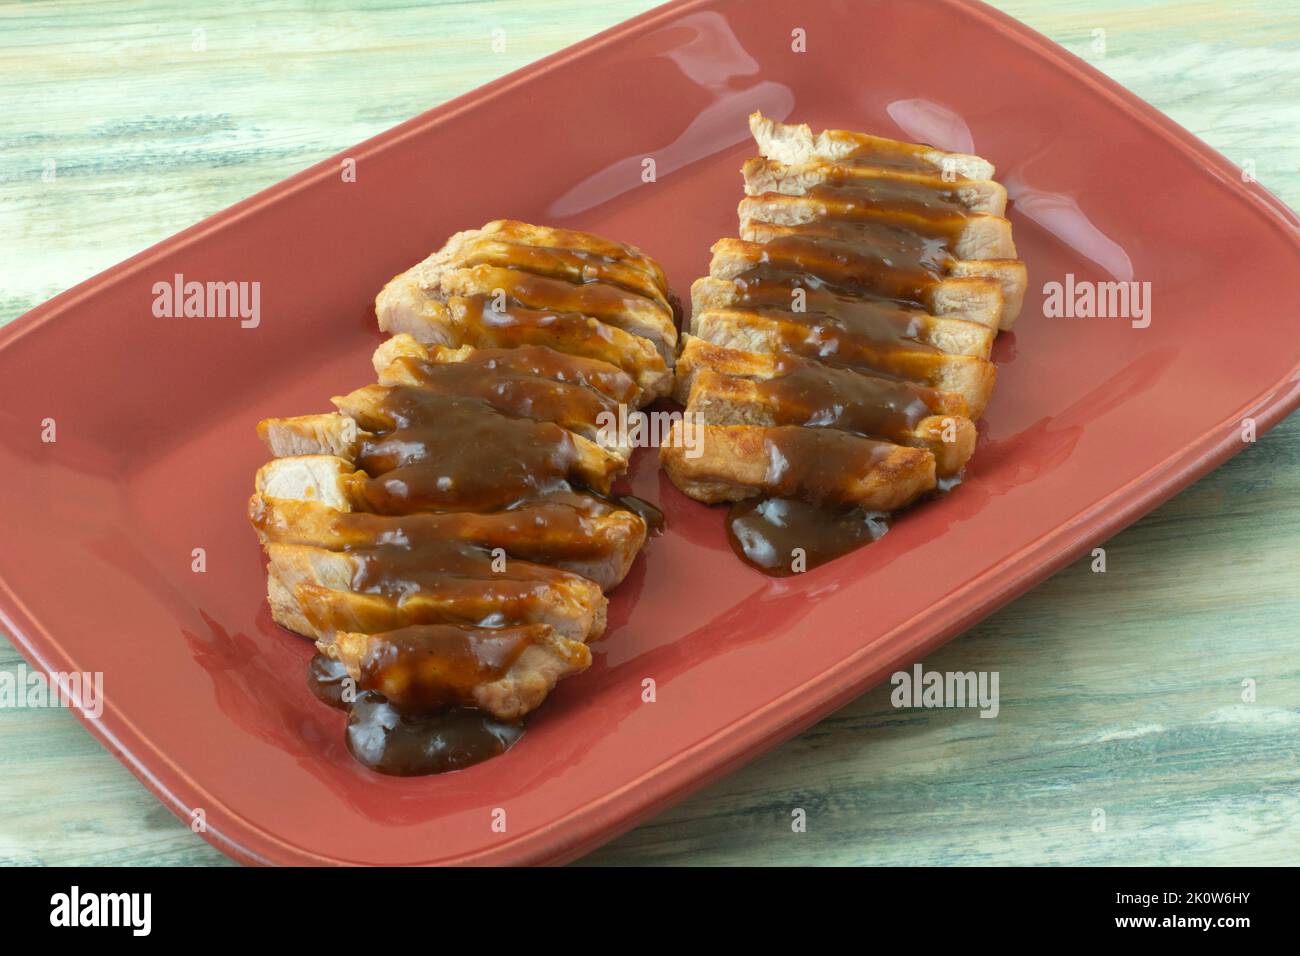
[686,307,997,417]
[738,193,1016,260]
[949,259,1027,329]
[405,219,670,307]
[258,414,364,460]
[362,388,625,507]
[689,277,995,358]
[736,223,1025,328]
[267,574,313,636]
[375,220,675,371]
[319,623,591,722]
[333,372,628,454]
[709,237,1004,329]
[258,361,634,463]
[255,455,362,512]
[257,397,625,516]
[660,422,936,508]
[373,335,640,407]
[685,364,975,477]
[257,396,626,502]
[249,493,646,592]
[406,264,677,362]
[284,578,607,646]
[376,284,671,400]
[750,111,995,181]
[741,157,1008,216]
[267,540,607,642]
[281,577,607,646]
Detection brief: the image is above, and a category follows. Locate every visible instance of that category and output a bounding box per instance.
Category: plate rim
[1,0,1299,866]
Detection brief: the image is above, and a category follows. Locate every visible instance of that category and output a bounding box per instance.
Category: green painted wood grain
[2,0,1298,867]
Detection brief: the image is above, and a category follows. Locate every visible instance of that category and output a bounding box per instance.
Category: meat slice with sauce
[250,220,673,774]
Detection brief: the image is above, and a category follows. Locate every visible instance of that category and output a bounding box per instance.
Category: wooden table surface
[2,0,1297,867]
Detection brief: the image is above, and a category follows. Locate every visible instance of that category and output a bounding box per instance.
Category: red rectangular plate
[2,0,1299,865]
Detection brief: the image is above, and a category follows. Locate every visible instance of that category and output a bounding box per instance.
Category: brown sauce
[346,696,524,776]
[386,357,620,438]
[728,272,955,379]
[806,175,969,217]
[728,273,951,384]
[733,271,931,342]
[307,652,525,775]
[453,294,657,375]
[743,231,948,308]
[464,240,668,309]
[839,140,949,175]
[484,225,670,289]
[788,191,968,245]
[338,624,546,713]
[726,473,965,577]
[253,492,636,587]
[776,214,962,252]
[423,344,639,406]
[308,653,352,709]
[727,497,889,576]
[757,355,944,443]
[772,315,949,385]
[759,425,895,505]
[356,389,582,514]
[378,535,560,598]
[290,535,599,643]
[461,266,672,329]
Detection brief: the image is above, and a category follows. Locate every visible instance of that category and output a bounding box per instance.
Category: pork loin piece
[746,114,1024,328]
[659,421,936,509]
[372,334,640,409]
[349,388,625,509]
[255,455,363,512]
[251,217,672,738]
[691,277,993,358]
[749,111,995,181]
[258,414,366,460]
[386,219,669,308]
[375,284,671,401]
[417,220,670,304]
[254,454,646,585]
[257,385,627,514]
[734,223,1025,328]
[708,236,1005,330]
[266,540,607,643]
[319,623,591,722]
[332,371,630,456]
[256,408,622,474]
[257,404,625,502]
[685,305,998,418]
[741,157,1008,216]
[684,363,976,478]
[375,220,676,388]
[689,276,996,358]
[409,264,676,362]
[738,193,1017,260]
[249,493,646,592]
